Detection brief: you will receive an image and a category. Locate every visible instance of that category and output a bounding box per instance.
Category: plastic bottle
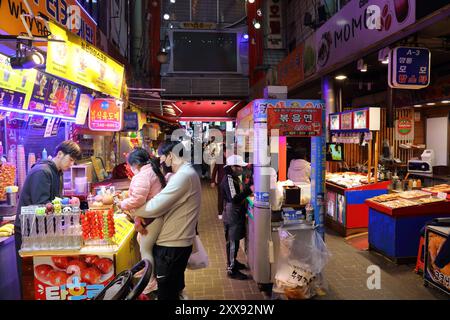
[42,148,48,160]
[305,203,314,222]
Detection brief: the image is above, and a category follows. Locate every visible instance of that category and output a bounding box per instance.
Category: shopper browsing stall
[220,155,253,280]
[133,141,201,300]
[118,148,167,294]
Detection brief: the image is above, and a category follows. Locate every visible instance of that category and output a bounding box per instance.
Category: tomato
[34,264,54,282]
[94,258,113,274]
[67,259,88,270]
[48,270,69,286]
[51,256,72,269]
[81,267,102,284]
[84,255,100,265]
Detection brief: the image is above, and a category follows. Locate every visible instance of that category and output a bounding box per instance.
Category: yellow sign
[0,53,37,110]
[46,22,124,99]
[0,0,96,44]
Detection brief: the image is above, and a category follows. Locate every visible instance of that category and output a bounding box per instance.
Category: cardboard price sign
[267,108,322,137]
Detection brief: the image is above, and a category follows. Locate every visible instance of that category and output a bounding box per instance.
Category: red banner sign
[268,108,322,137]
[89,99,123,131]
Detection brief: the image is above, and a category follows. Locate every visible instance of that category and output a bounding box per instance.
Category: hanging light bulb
[253,19,261,29]
[248,0,255,3]
[163,13,170,20]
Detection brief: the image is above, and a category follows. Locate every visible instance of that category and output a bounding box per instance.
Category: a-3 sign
[389,47,431,89]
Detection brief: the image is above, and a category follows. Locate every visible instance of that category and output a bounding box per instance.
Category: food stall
[236,98,326,289]
[326,108,390,236]
[366,189,450,264]
[17,192,139,300]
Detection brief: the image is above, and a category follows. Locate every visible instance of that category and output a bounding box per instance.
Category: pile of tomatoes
[81,209,115,241]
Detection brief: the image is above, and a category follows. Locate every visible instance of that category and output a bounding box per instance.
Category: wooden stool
[415,236,425,274]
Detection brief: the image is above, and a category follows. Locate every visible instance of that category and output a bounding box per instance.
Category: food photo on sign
[33,255,114,300]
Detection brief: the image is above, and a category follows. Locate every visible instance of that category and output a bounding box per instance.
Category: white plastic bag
[274,228,331,299]
[187,235,209,270]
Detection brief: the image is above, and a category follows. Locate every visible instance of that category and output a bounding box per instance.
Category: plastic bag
[187,235,209,270]
[274,227,331,299]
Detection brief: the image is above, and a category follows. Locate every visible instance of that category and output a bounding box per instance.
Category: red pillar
[150,1,161,88]
[247,0,265,87]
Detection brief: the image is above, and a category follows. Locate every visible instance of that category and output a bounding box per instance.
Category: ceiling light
[413,104,422,108]
[170,0,176,3]
[242,33,249,40]
[256,9,262,16]
[163,13,170,20]
[253,19,261,29]
[382,58,389,64]
[441,100,450,104]
[360,64,367,72]
[335,75,347,80]
[426,102,436,106]
[248,0,255,3]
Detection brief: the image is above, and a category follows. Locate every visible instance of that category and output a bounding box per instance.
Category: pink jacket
[120,164,163,211]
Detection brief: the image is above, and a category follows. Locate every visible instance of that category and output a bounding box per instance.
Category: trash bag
[187,235,209,270]
[273,227,331,299]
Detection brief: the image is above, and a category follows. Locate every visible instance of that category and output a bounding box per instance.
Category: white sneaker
[218,215,223,220]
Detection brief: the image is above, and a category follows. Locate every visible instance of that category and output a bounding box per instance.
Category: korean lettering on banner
[390,47,431,89]
[0,0,96,44]
[267,108,322,137]
[33,255,114,300]
[265,0,284,49]
[89,99,123,132]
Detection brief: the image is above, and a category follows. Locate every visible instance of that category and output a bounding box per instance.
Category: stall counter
[18,215,139,300]
[325,180,391,236]
[366,199,450,264]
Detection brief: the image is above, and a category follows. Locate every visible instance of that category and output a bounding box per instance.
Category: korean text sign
[390,47,431,89]
[267,108,322,137]
[46,22,124,99]
[89,99,123,131]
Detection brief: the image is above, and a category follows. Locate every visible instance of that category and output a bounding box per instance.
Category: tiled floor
[184,182,448,300]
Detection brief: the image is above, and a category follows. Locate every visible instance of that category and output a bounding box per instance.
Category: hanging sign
[265,0,284,49]
[46,22,125,99]
[89,99,123,132]
[389,47,431,89]
[267,108,322,137]
[395,117,414,141]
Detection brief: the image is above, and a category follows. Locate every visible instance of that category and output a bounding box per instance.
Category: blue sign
[390,47,430,89]
[123,112,139,131]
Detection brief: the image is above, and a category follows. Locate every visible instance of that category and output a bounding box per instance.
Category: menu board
[0,53,37,110]
[329,114,340,130]
[27,72,81,119]
[88,99,123,131]
[46,22,124,99]
[353,109,368,130]
[340,112,353,130]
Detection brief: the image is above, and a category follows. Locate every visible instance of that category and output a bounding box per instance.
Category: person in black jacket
[14,140,81,296]
[220,155,253,280]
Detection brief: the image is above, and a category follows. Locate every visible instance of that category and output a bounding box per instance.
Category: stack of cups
[17,145,26,190]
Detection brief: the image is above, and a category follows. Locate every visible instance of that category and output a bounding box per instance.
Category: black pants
[153,244,192,300]
[217,188,224,216]
[224,224,240,272]
[14,230,23,299]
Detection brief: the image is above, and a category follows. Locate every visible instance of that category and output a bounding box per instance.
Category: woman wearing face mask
[119,147,167,295]
[133,140,201,300]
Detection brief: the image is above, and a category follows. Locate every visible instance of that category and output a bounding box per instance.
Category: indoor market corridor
[184,182,448,300]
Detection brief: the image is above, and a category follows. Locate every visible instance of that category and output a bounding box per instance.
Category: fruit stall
[17,190,140,300]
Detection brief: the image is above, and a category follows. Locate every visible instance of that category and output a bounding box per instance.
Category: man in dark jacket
[14,140,81,295]
[220,155,253,280]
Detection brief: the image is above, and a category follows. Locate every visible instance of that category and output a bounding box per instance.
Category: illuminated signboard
[88,99,123,131]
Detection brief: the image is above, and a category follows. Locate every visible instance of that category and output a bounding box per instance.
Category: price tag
[437,192,447,200]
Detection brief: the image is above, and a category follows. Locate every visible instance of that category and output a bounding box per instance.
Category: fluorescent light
[426,102,436,106]
[441,100,450,104]
[413,104,422,108]
[163,13,170,20]
[360,64,367,72]
[335,75,347,80]
[382,58,389,64]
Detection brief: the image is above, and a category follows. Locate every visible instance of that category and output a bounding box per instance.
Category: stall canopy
[167,100,246,121]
